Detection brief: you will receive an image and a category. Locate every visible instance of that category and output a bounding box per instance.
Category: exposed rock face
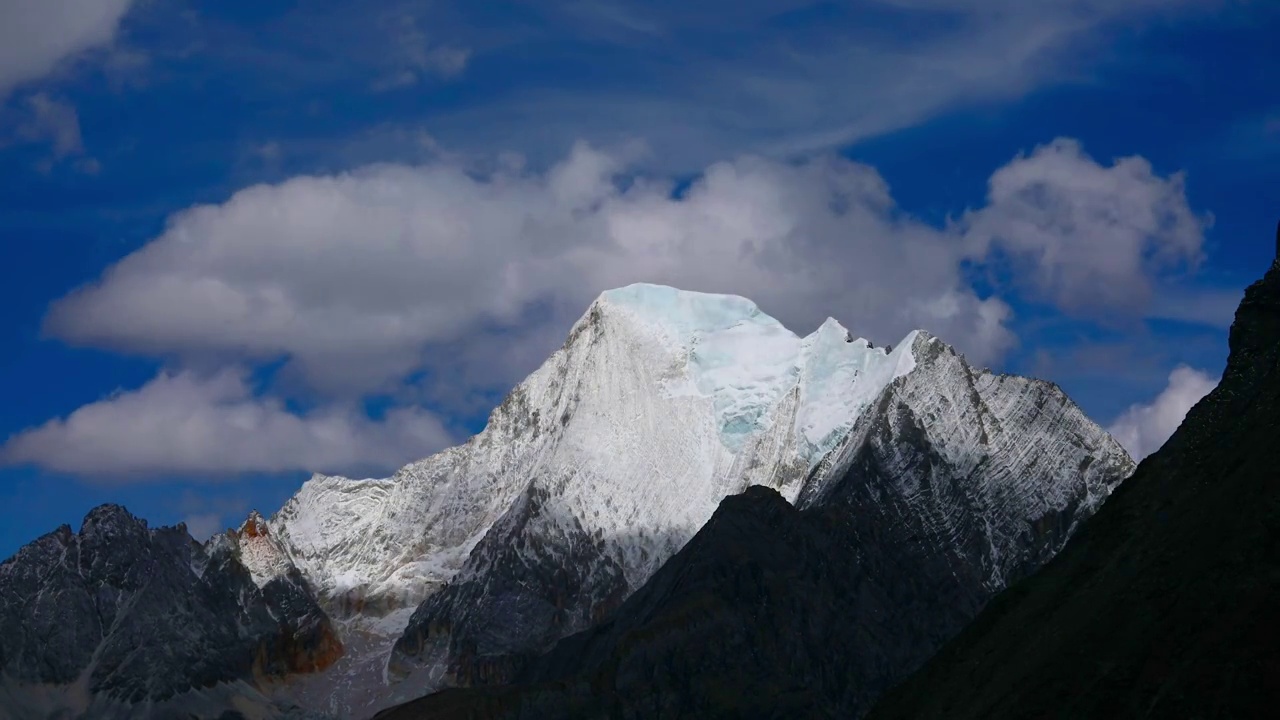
[220,517,346,678]
[0,505,341,719]
[799,332,1131,592]
[865,253,1280,719]
[388,484,632,688]
[374,336,1134,719]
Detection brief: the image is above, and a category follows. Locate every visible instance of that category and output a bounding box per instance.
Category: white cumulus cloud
[1108,364,1218,461]
[961,138,1209,317]
[42,143,1021,398]
[0,369,455,478]
[17,93,83,158]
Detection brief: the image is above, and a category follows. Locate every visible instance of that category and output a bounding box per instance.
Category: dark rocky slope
[375,485,909,719]
[866,249,1280,719]
[0,505,342,719]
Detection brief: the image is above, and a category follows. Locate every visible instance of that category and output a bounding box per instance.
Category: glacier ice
[601,283,914,459]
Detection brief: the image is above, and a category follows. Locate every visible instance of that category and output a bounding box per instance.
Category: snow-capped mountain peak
[184,283,1134,718]
[260,285,922,619]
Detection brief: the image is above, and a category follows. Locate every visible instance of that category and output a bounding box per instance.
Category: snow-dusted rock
[374,331,1138,720]
[799,330,1133,591]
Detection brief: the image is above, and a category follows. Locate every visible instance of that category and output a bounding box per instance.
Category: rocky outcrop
[0,505,341,719]
[865,250,1280,719]
[221,513,346,677]
[379,485,858,720]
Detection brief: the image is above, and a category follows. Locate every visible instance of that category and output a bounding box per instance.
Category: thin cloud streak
[409,0,1222,169]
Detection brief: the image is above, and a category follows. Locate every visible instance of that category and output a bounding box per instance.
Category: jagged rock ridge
[0,505,341,719]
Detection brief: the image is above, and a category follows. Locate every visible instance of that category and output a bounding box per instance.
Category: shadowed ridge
[866,244,1280,720]
[374,485,844,720]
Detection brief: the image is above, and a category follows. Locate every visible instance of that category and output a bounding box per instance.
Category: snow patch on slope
[271,467,495,612]
[796,321,919,464]
[601,284,803,452]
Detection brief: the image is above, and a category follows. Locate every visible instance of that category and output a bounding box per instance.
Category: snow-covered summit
[262,283,923,618]
[596,283,918,457]
[597,283,774,339]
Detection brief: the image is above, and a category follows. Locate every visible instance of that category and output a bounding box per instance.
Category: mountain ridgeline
[2,284,1135,719]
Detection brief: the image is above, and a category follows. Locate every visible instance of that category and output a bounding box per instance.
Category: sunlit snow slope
[268,285,914,614]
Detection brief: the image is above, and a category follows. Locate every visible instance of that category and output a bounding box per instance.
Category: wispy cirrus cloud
[0,0,140,98]
[11,92,101,173]
[369,10,470,91]
[115,1,1227,176]
[177,490,249,541]
[400,0,1224,169]
[0,0,144,171]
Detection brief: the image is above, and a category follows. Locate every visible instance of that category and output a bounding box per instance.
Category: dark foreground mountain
[0,506,341,719]
[862,249,1280,717]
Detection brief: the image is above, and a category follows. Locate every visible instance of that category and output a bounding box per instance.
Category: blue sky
[1,0,1277,558]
